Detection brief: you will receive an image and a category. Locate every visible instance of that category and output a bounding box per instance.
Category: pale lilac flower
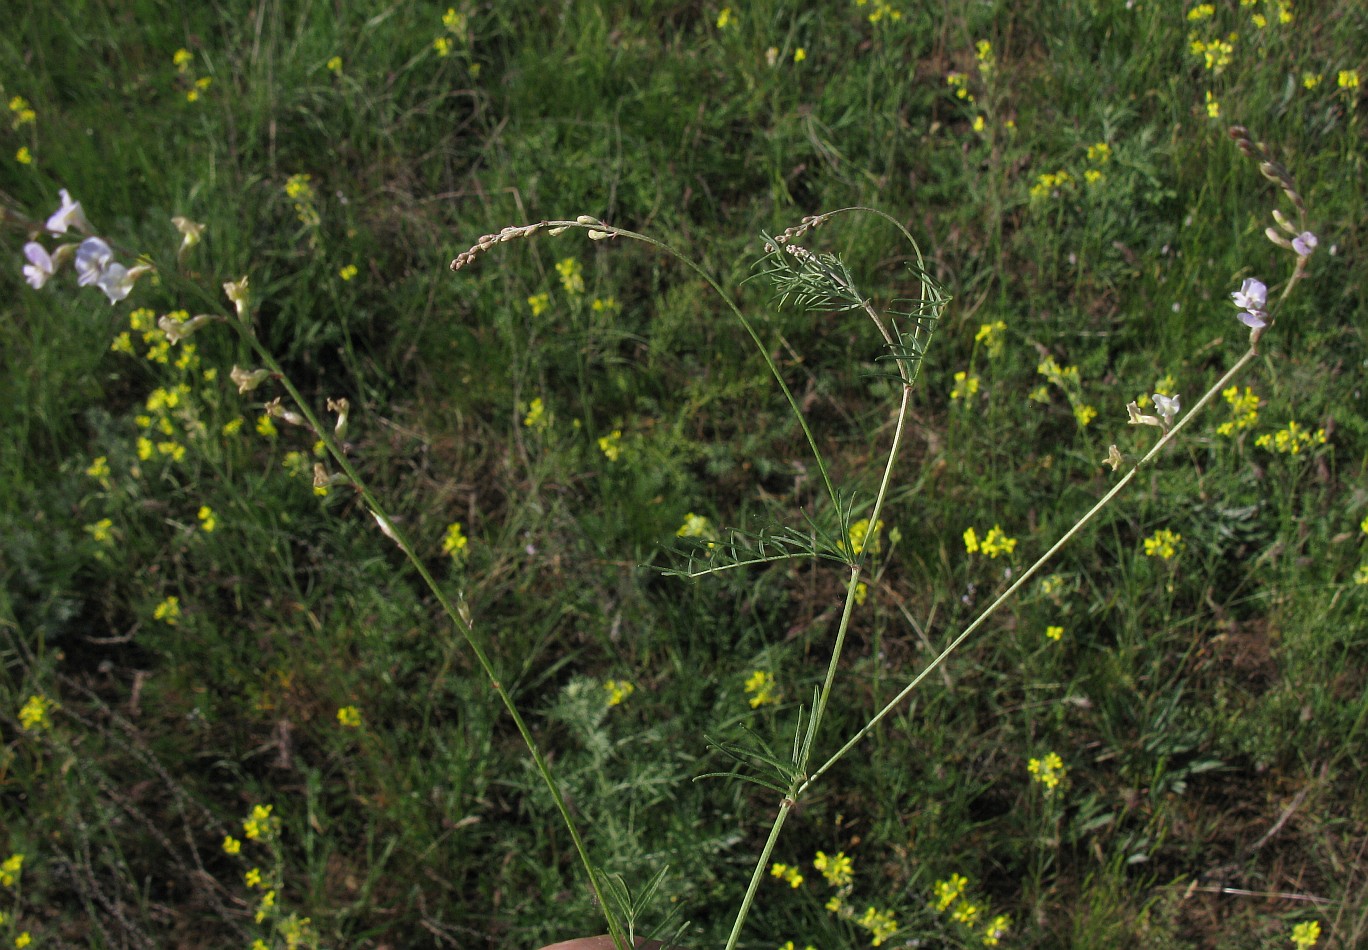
[74,237,113,286]
[45,188,92,235]
[1231,277,1268,329]
[22,242,55,289]
[1231,278,1266,312]
[1152,393,1181,427]
[1292,231,1318,257]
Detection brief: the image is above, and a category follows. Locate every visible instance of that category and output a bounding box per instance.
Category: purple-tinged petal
[74,237,113,286]
[22,242,54,289]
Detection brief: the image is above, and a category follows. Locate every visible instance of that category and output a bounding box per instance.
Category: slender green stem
[227,322,630,949]
[799,346,1261,796]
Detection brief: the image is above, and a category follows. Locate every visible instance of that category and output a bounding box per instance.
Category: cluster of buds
[546,214,613,239]
[449,221,549,271]
[1228,125,1318,260]
[21,189,161,304]
[762,214,828,254]
[1228,125,1305,217]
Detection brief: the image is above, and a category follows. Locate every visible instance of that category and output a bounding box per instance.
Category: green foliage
[3,1,1366,948]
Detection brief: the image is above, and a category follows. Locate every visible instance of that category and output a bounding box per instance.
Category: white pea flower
[45,188,93,235]
[22,242,55,289]
[95,261,153,304]
[1152,393,1181,427]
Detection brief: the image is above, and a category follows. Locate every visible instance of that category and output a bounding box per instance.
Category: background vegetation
[2,0,1365,947]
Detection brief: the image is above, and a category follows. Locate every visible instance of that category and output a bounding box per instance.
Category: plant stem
[799,346,1260,795]
[228,323,631,949]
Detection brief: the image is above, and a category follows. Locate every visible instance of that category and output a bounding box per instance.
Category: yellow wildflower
[1045,625,1064,641]
[442,522,468,557]
[1027,751,1066,791]
[154,595,182,625]
[336,705,362,728]
[603,680,635,706]
[813,850,853,887]
[744,670,779,708]
[15,146,32,165]
[1142,528,1183,559]
[768,862,803,888]
[597,429,623,461]
[1290,920,1321,949]
[19,696,53,731]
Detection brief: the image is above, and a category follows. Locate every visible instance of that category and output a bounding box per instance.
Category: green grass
[3,1,1367,947]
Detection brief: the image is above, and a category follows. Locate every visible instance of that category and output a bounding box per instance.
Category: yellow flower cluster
[963,525,1016,558]
[555,257,585,295]
[153,595,182,625]
[597,429,623,461]
[1188,34,1235,73]
[951,370,980,401]
[846,518,883,556]
[0,853,22,887]
[85,518,114,544]
[1027,751,1066,791]
[932,873,1011,945]
[527,291,550,316]
[1216,385,1259,436]
[523,397,547,430]
[9,95,35,128]
[677,513,711,538]
[284,173,320,228]
[814,850,853,887]
[974,39,993,78]
[857,905,898,945]
[433,8,470,55]
[1045,624,1064,642]
[336,705,362,728]
[946,71,973,104]
[172,48,214,102]
[769,862,804,888]
[1290,920,1321,949]
[1254,420,1327,455]
[326,56,342,76]
[1037,356,1079,387]
[744,670,779,708]
[243,803,277,841]
[442,522,469,557]
[974,320,1007,359]
[18,696,52,731]
[1142,528,1183,560]
[854,0,902,24]
[338,263,358,281]
[716,7,735,29]
[603,679,635,706]
[1029,168,1073,201]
